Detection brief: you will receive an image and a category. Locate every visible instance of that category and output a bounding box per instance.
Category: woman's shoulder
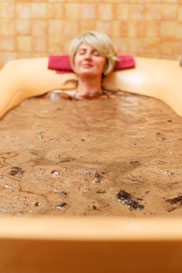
[44,89,77,101]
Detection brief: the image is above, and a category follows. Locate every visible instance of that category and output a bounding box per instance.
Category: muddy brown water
[0,92,182,217]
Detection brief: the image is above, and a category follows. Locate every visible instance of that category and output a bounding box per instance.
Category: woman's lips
[81,63,93,68]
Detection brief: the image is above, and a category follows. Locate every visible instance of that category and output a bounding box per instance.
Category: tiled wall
[0,0,182,67]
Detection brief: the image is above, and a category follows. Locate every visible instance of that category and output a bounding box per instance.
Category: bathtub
[0,57,182,273]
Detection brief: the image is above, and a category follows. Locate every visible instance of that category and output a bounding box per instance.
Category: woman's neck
[76,76,102,98]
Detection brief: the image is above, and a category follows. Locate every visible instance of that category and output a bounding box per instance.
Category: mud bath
[0,92,182,217]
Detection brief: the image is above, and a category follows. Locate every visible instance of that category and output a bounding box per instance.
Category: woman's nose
[84,51,92,59]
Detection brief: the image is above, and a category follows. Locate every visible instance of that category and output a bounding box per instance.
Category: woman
[49,31,119,100]
[67,31,118,99]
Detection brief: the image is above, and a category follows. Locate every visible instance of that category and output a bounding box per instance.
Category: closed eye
[79,49,86,55]
[92,50,100,56]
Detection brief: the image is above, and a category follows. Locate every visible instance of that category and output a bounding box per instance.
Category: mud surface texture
[0,92,182,217]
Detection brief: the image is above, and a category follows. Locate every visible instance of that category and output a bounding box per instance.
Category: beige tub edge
[0,216,182,241]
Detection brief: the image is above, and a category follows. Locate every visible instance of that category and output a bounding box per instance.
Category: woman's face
[74,43,106,77]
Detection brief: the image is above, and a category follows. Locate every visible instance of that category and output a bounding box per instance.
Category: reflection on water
[0,93,182,217]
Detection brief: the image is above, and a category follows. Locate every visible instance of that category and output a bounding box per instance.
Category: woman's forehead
[77,42,97,51]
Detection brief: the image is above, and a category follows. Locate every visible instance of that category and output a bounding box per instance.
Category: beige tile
[160,21,177,38]
[113,38,129,54]
[143,38,160,55]
[16,19,31,35]
[32,3,47,19]
[32,53,48,58]
[17,52,32,59]
[48,20,63,36]
[112,21,128,37]
[64,20,80,37]
[97,4,113,20]
[163,0,178,3]
[128,38,144,54]
[1,19,15,36]
[2,53,17,66]
[175,40,182,55]
[148,0,162,2]
[136,21,146,37]
[33,37,47,52]
[62,37,73,54]
[80,20,96,33]
[17,36,32,52]
[64,3,80,20]
[1,37,15,52]
[0,53,2,69]
[176,23,182,39]
[32,20,47,37]
[74,0,99,1]
[129,4,145,20]
[128,21,146,38]
[159,40,175,55]
[177,6,182,21]
[161,5,177,20]
[146,21,160,37]
[128,21,137,37]
[96,21,112,36]
[16,3,31,19]
[114,4,129,20]
[80,4,96,20]
[48,36,65,54]
[48,0,65,2]
[129,0,146,3]
[145,4,161,20]
[144,52,160,59]
[48,3,63,19]
[1,3,15,18]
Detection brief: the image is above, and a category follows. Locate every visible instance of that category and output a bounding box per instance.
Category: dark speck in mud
[81,139,85,142]
[56,202,67,209]
[165,195,182,205]
[156,132,166,141]
[34,202,41,207]
[60,191,67,195]
[168,120,172,122]
[116,190,144,210]
[130,160,139,164]
[56,108,62,111]
[167,207,176,212]
[81,169,103,183]
[9,166,24,177]
[130,160,140,167]
[96,190,106,194]
[92,172,103,184]
[59,157,76,163]
[92,205,98,210]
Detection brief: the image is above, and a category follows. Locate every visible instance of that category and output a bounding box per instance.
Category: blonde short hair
[69,31,118,76]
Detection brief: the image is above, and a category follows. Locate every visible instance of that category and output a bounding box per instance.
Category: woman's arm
[0,58,77,118]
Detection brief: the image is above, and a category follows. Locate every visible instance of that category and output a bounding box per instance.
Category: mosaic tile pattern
[0,0,182,67]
